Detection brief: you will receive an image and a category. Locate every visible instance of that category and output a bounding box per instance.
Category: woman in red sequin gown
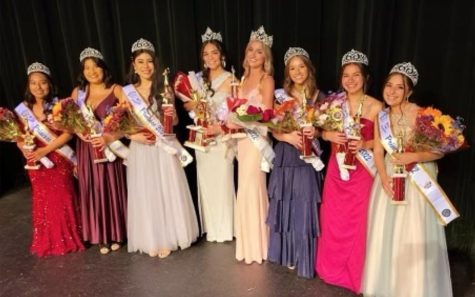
[16,63,84,257]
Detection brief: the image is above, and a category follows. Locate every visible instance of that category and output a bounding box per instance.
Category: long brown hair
[283,55,318,98]
[200,40,227,97]
[24,72,57,108]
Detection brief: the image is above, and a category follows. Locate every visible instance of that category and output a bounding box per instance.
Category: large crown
[284,47,310,65]
[79,47,104,62]
[249,26,273,48]
[27,62,51,76]
[201,27,222,43]
[390,62,419,86]
[341,49,368,66]
[131,38,155,53]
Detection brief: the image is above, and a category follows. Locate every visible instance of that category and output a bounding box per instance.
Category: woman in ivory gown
[182,27,235,243]
[363,62,453,297]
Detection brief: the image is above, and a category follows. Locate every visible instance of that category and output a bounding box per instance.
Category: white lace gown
[195,71,236,242]
[127,101,199,254]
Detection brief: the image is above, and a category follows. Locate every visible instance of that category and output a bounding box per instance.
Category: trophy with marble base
[184,92,216,152]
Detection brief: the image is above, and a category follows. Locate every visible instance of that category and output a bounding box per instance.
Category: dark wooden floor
[0,187,474,297]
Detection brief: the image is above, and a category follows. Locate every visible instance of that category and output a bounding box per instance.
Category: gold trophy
[161,67,175,135]
[299,88,313,158]
[391,132,407,204]
[84,105,108,163]
[184,86,216,152]
[342,105,362,170]
[22,126,40,170]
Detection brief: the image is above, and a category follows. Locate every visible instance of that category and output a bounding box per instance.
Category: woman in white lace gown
[123,39,199,258]
[182,28,235,243]
[363,63,452,297]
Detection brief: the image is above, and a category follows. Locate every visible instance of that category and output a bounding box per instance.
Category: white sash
[245,127,275,173]
[341,101,376,176]
[123,84,193,167]
[77,89,129,161]
[15,102,77,166]
[378,109,459,225]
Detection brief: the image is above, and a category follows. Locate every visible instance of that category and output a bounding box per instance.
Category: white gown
[127,101,199,254]
[195,71,236,242]
[363,123,452,297]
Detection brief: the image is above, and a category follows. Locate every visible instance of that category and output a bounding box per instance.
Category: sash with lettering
[244,126,275,173]
[15,102,77,167]
[378,109,459,225]
[341,100,377,177]
[77,89,129,161]
[123,84,193,167]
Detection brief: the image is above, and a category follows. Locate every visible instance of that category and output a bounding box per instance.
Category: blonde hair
[242,40,274,78]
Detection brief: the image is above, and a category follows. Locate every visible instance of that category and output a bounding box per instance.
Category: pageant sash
[378,110,459,225]
[77,89,129,161]
[15,102,77,166]
[245,127,275,173]
[342,101,376,176]
[123,84,193,167]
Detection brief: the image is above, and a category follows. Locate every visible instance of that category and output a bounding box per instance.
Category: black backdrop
[1,0,474,258]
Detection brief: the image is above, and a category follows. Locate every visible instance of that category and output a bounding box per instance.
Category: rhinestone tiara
[389,62,419,86]
[131,38,155,53]
[79,47,104,62]
[341,49,368,66]
[284,47,310,65]
[249,26,273,48]
[201,27,222,43]
[27,62,51,76]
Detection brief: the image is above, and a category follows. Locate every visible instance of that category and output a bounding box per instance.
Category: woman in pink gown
[16,62,84,257]
[232,26,275,264]
[316,50,382,293]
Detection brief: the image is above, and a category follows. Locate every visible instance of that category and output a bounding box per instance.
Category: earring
[203,63,208,69]
[221,58,226,68]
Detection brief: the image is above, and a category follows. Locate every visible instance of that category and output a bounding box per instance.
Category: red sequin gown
[28,135,85,257]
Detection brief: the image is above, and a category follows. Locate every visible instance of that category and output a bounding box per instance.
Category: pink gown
[316,118,374,293]
[235,88,269,264]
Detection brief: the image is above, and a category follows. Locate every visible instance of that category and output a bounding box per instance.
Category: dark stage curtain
[1,0,474,257]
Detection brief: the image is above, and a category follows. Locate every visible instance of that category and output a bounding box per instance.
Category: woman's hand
[380,174,394,198]
[302,126,316,139]
[322,131,347,145]
[205,124,222,136]
[348,139,364,153]
[76,133,90,143]
[90,135,106,151]
[130,131,156,145]
[183,101,197,112]
[26,147,49,163]
[391,152,418,166]
[284,131,303,150]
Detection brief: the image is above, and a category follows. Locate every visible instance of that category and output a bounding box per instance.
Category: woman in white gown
[123,38,199,258]
[363,62,452,297]
[182,27,235,243]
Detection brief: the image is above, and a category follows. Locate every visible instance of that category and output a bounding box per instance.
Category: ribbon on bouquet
[378,109,459,225]
[15,102,77,166]
[123,84,193,167]
[77,89,129,161]
[340,101,376,180]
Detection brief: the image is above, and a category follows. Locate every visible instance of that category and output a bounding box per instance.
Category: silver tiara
[284,47,310,65]
[79,47,104,62]
[341,49,368,66]
[131,38,155,53]
[390,62,419,86]
[27,62,51,76]
[249,26,273,48]
[201,27,222,43]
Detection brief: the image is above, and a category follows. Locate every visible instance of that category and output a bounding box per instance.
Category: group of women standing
[11,25,453,296]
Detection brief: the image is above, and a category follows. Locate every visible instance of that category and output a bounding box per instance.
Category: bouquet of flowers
[173,71,202,103]
[230,97,274,123]
[312,92,346,132]
[0,107,23,142]
[51,98,90,135]
[265,99,300,133]
[103,102,144,136]
[407,107,465,153]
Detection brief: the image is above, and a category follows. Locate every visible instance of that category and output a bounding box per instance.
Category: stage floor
[0,187,473,297]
